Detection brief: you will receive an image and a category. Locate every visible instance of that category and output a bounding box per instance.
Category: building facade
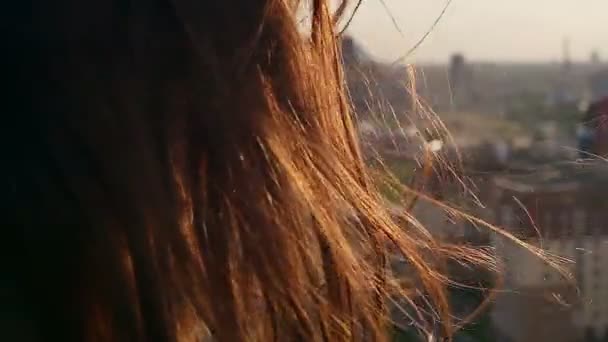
[489,163,608,342]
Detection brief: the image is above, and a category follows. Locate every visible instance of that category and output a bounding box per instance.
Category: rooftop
[493,160,608,193]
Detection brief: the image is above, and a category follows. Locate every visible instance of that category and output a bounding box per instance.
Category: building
[489,162,608,342]
[589,69,608,102]
[341,35,372,66]
[581,96,608,157]
[342,36,413,125]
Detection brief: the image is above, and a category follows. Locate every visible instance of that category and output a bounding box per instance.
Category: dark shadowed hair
[5,0,505,341]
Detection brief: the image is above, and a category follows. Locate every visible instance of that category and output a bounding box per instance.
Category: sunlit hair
[7,0,564,341]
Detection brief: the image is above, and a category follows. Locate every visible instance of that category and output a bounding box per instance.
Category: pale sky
[346,0,608,64]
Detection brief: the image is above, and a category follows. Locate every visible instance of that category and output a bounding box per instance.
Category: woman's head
[8,0,494,341]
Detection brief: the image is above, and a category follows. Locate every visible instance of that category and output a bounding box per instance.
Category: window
[560,212,570,238]
[543,212,553,238]
[574,209,586,235]
[584,327,597,342]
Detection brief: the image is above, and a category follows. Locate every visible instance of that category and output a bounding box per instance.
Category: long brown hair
[7,0,502,341]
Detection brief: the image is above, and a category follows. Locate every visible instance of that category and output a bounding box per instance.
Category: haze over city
[346,0,608,63]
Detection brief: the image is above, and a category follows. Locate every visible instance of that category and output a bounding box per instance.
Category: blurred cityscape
[342,36,608,342]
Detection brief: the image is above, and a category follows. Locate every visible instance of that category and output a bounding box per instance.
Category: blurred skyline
[346,0,608,64]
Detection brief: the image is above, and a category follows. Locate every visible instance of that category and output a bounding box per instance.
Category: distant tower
[590,50,600,65]
[449,53,466,87]
[449,53,471,108]
[340,36,369,65]
[562,37,572,72]
[549,38,576,106]
[341,36,357,65]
